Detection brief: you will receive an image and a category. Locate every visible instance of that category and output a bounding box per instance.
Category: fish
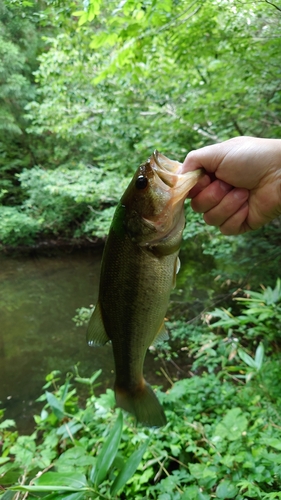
[87,151,203,427]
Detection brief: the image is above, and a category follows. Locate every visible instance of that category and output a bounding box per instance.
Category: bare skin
[182,136,281,235]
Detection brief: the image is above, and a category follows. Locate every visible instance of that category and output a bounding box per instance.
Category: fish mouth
[151,150,203,200]
[152,150,182,187]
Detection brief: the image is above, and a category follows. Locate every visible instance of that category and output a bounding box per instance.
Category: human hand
[182,136,281,235]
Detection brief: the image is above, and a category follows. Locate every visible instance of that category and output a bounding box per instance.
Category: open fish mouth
[151,150,203,199]
[152,150,182,188]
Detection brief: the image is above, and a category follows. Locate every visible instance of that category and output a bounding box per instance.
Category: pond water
[0,250,118,432]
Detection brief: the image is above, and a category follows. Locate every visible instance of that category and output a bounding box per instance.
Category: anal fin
[152,320,169,346]
[87,301,110,346]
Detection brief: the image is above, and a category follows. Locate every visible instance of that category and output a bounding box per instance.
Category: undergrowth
[1,280,281,499]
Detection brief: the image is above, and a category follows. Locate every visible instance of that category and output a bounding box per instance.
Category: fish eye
[135,175,148,190]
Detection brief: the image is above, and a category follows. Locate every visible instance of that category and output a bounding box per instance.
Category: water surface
[0,250,116,432]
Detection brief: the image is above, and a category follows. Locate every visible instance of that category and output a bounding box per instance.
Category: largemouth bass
[87,151,202,427]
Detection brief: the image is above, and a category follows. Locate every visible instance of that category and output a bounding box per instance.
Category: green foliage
[0,206,41,245]
[72,0,281,140]
[72,306,93,327]
[209,278,281,349]
[1,363,281,499]
[1,0,281,248]
[1,278,281,498]
[12,276,279,498]
[0,0,39,206]
[17,164,130,239]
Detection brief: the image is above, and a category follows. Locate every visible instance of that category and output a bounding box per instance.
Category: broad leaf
[45,392,65,420]
[39,492,86,500]
[254,343,264,371]
[238,349,257,369]
[10,472,88,493]
[34,472,87,489]
[91,411,123,486]
[0,491,16,500]
[216,480,238,499]
[110,439,149,495]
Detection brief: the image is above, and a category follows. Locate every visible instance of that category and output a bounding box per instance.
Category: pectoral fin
[152,320,169,346]
[87,301,110,346]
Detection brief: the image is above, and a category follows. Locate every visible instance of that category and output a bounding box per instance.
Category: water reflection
[0,250,115,432]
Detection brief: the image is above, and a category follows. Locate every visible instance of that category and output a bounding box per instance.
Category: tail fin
[115,381,166,427]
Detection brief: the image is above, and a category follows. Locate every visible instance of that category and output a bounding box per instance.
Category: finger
[219,202,250,235]
[188,173,211,198]
[191,180,233,213]
[182,143,227,174]
[203,188,249,227]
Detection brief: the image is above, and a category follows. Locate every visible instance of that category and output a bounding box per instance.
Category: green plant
[238,343,265,382]
[209,279,281,349]
[1,362,281,499]
[0,206,41,245]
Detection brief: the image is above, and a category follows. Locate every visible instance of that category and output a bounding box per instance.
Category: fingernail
[218,180,232,192]
[233,188,249,200]
[200,174,212,188]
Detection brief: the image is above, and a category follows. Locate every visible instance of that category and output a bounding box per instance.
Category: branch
[135,0,202,41]
[231,118,244,136]
[265,0,281,12]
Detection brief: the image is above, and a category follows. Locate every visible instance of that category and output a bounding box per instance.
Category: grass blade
[110,439,149,496]
[92,411,123,487]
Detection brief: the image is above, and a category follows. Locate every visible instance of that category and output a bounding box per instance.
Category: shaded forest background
[1,0,280,248]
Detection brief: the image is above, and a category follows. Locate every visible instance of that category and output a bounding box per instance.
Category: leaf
[254,343,264,370]
[88,1,101,22]
[61,378,71,403]
[75,369,102,386]
[55,446,95,471]
[189,463,217,481]
[90,411,123,486]
[56,421,83,439]
[78,12,89,26]
[10,472,88,493]
[36,472,87,487]
[42,493,85,500]
[216,480,238,498]
[0,491,16,500]
[72,11,85,17]
[212,408,248,442]
[238,349,257,369]
[110,439,149,495]
[262,438,281,451]
[181,486,210,500]
[45,391,65,419]
[0,419,16,429]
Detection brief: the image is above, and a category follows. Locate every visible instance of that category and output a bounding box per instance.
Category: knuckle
[191,199,203,213]
[203,212,218,226]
